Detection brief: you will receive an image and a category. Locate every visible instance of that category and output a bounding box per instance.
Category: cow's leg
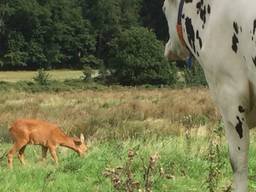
[217,99,250,192]
[223,118,249,192]
[205,69,251,192]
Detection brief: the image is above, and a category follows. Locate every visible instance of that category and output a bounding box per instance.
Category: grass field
[0,70,82,82]
[0,83,256,191]
[0,138,232,192]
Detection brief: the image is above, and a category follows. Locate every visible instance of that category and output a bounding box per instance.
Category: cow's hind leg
[224,120,249,192]
[221,105,249,192]
[207,76,251,192]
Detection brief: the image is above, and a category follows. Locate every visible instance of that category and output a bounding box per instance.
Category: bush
[80,55,103,69]
[184,61,208,86]
[33,68,51,85]
[108,27,177,86]
[82,66,93,82]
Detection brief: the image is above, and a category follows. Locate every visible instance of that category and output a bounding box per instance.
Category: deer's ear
[80,133,85,143]
[73,137,82,145]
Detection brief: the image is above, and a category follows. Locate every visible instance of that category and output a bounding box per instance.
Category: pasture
[0,79,256,191]
[0,70,82,82]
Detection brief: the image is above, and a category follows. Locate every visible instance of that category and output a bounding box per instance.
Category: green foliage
[33,68,51,85]
[184,61,208,86]
[81,0,141,60]
[80,55,103,69]
[108,27,177,85]
[0,79,106,93]
[140,0,169,41]
[82,66,93,82]
[0,0,209,87]
[0,0,96,69]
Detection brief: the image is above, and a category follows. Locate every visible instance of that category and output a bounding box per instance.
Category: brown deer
[7,119,87,168]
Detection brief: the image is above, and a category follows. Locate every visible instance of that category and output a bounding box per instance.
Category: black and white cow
[163,0,256,191]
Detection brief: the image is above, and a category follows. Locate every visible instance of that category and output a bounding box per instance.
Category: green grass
[0,138,226,192]
[0,70,82,82]
[1,136,256,192]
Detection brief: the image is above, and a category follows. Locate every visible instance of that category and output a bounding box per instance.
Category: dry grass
[0,87,220,142]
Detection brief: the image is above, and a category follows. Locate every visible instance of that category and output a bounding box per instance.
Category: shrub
[184,61,207,86]
[108,27,177,86]
[82,66,93,82]
[80,55,103,69]
[33,68,51,85]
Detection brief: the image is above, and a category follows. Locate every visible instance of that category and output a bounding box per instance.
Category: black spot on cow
[253,19,256,35]
[196,30,202,49]
[196,0,206,26]
[185,0,193,3]
[182,14,185,19]
[238,105,245,113]
[232,34,239,53]
[233,22,239,34]
[252,56,256,66]
[238,146,241,151]
[235,116,243,139]
[185,17,196,53]
[207,5,211,14]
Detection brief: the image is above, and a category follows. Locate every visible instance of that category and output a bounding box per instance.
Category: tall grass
[2,87,256,191]
[0,87,220,141]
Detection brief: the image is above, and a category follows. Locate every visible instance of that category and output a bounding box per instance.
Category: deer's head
[73,133,87,156]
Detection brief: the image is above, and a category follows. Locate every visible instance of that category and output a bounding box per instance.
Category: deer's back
[9,119,61,145]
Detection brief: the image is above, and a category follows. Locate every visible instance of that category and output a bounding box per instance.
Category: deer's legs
[41,146,48,161]
[49,146,58,164]
[17,145,26,165]
[7,141,27,168]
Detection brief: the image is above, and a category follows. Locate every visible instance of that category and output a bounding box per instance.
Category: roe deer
[7,119,87,168]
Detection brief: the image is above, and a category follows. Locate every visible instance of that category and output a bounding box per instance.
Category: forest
[0,0,167,69]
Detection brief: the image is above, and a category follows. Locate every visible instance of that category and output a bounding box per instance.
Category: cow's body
[163,0,256,191]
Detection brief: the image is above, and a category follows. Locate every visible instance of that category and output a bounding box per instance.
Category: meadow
[0,70,82,82]
[0,72,256,191]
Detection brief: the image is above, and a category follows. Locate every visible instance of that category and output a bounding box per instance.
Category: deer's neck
[58,134,79,154]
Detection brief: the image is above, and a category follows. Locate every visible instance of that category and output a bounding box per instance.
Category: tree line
[0,0,207,86]
[0,0,166,68]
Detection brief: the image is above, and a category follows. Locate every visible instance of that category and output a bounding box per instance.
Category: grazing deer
[7,119,87,168]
